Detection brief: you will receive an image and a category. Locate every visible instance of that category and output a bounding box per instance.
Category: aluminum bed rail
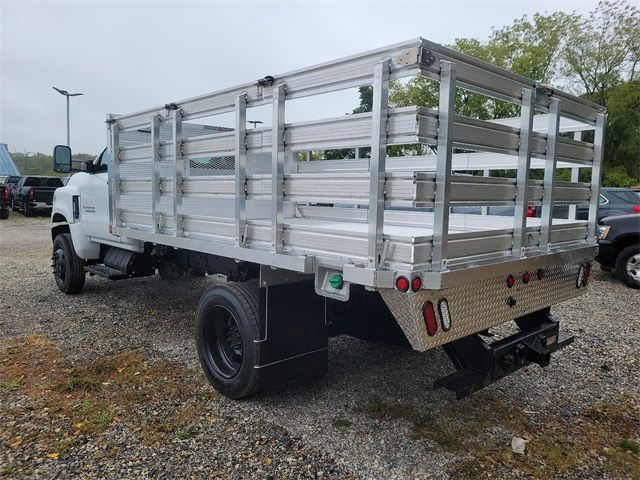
[107,37,605,291]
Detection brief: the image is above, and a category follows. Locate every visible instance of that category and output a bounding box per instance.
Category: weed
[619,438,640,454]
[176,427,195,440]
[0,376,23,392]
[1,463,18,476]
[91,410,113,426]
[332,418,352,429]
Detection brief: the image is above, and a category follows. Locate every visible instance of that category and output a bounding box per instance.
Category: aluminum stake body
[52,87,83,147]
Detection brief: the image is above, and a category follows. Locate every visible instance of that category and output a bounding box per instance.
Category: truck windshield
[24,177,63,187]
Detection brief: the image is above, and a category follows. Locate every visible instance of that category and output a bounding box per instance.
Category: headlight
[597,225,611,240]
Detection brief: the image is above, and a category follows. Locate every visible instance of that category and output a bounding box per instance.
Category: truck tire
[23,203,34,217]
[52,233,86,294]
[615,244,640,289]
[0,208,8,220]
[195,281,260,399]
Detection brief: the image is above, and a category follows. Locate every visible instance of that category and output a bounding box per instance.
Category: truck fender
[51,185,101,260]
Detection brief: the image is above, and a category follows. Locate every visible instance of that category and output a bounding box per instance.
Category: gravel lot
[1,214,639,479]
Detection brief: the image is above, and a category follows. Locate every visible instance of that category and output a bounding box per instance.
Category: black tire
[0,208,8,220]
[615,244,640,289]
[195,281,261,399]
[23,203,33,217]
[52,233,86,294]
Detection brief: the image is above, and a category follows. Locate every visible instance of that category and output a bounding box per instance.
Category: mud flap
[434,309,574,399]
[255,280,328,392]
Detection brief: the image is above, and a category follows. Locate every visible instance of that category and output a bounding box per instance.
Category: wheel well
[613,235,639,256]
[51,223,70,242]
[52,213,66,223]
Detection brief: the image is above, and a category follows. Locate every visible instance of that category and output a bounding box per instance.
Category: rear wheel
[52,233,86,294]
[0,208,8,219]
[23,203,33,217]
[195,281,260,399]
[615,244,640,289]
[158,261,184,280]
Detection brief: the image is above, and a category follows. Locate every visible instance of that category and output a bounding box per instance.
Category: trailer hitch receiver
[434,309,573,399]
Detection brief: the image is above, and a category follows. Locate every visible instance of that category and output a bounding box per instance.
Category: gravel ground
[1,214,639,479]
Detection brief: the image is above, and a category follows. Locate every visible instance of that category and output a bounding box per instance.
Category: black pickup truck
[12,176,64,217]
[597,214,640,288]
[0,184,10,219]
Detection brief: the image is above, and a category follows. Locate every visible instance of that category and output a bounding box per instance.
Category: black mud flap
[434,309,573,399]
[255,280,328,392]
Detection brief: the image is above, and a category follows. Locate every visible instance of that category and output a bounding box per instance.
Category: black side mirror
[53,145,72,173]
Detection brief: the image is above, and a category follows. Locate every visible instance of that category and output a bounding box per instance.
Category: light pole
[52,87,83,147]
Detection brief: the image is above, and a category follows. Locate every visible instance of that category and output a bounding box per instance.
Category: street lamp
[52,87,83,147]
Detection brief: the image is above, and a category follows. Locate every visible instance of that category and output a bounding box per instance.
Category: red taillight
[583,263,592,286]
[632,205,640,213]
[506,274,515,288]
[536,268,545,280]
[422,301,438,336]
[2,188,8,201]
[522,271,531,284]
[411,277,422,292]
[395,276,410,292]
[27,187,34,202]
[526,206,536,218]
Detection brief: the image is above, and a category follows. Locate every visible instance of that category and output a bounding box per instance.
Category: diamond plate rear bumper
[380,259,590,351]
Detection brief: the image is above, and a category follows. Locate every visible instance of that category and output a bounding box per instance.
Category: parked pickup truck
[13,176,64,216]
[597,214,640,288]
[0,184,10,219]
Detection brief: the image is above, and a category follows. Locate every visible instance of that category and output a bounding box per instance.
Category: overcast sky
[1,0,599,155]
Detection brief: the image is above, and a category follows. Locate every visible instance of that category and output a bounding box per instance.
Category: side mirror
[53,145,72,173]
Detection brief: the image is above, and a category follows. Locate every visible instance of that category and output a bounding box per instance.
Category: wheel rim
[626,253,640,281]
[52,247,65,284]
[202,306,243,379]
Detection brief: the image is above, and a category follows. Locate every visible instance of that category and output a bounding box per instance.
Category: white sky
[1,0,599,155]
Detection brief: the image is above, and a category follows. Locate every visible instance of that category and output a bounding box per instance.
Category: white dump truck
[51,38,605,399]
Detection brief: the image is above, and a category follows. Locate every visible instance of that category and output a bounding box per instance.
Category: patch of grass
[1,463,18,476]
[0,376,23,392]
[363,396,460,451]
[332,418,352,429]
[176,426,196,440]
[0,335,220,460]
[91,410,113,427]
[619,438,640,454]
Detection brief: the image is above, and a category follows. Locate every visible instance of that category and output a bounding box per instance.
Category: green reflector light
[328,273,343,290]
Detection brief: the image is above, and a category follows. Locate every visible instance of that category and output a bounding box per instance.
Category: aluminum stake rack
[97,38,603,387]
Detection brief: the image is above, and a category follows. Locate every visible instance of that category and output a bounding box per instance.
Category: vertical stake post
[151,114,162,233]
[512,88,535,258]
[109,120,120,228]
[431,61,456,272]
[587,113,606,242]
[367,60,390,268]
[172,109,183,236]
[271,84,286,253]
[539,98,561,251]
[235,94,247,246]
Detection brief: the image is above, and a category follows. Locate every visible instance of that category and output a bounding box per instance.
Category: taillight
[632,205,640,213]
[2,188,8,201]
[411,277,422,292]
[526,206,535,217]
[27,187,34,202]
[576,263,591,288]
[395,276,410,292]
[506,274,515,288]
[583,263,591,286]
[422,301,438,336]
[536,268,545,280]
[522,271,531,284]
[438,299,451,332]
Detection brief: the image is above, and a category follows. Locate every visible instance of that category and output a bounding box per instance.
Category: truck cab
[51,147,143,260]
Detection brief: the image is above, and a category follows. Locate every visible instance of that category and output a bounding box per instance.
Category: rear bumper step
[434,309,573,399]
